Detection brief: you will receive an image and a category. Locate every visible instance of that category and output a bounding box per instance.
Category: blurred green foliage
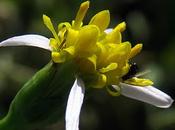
[0,0,175,130]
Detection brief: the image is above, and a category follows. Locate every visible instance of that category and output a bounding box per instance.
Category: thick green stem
[0,113,29,130]
[0,61,76,130]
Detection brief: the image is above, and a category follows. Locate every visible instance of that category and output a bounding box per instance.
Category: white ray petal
[115,83,173,108]
[0,34,51,51]
[65,78,85,130]
[104,28,113,34]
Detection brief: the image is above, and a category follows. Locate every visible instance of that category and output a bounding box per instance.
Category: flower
[0,1,173,130]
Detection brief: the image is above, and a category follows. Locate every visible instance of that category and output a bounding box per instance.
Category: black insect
[122,62,138,80]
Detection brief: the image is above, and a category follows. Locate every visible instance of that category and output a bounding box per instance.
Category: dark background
[0,0,175,130]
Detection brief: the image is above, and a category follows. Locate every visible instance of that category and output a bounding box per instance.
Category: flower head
[0,1,173,130]
[42,1,153,91]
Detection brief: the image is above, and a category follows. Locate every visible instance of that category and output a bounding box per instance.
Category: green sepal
[0,61,76,130]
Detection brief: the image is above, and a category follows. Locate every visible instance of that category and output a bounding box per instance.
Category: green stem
[0,114,29,130]
[0,61,76,130]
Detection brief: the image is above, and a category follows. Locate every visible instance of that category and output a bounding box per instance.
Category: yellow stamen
[129,44,143,59]
[58,22,71,31]
[63,46,75,56]
[92,74,107,88]
[51,52,65,63]
[75,25,99,56]
[73,1,90,29]
[89,10,110,32]
[124,77,153,86]
[99,63,118,73]
[76,56,96,73]
[105,29,121,44]
[107,42,131,65]
[87,54,97,71]
[114,22,126,32]
[43,15,60,43]
[64,28,79,47]
[49,38,58,51]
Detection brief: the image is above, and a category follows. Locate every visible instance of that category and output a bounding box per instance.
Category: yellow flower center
[43,1,153,95]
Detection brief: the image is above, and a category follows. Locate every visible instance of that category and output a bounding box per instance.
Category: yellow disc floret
[43,1,154,95]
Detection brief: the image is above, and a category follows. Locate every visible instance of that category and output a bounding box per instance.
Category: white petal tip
[0,34,51,51]
[119,83,174,108]
[157,97,174,108]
